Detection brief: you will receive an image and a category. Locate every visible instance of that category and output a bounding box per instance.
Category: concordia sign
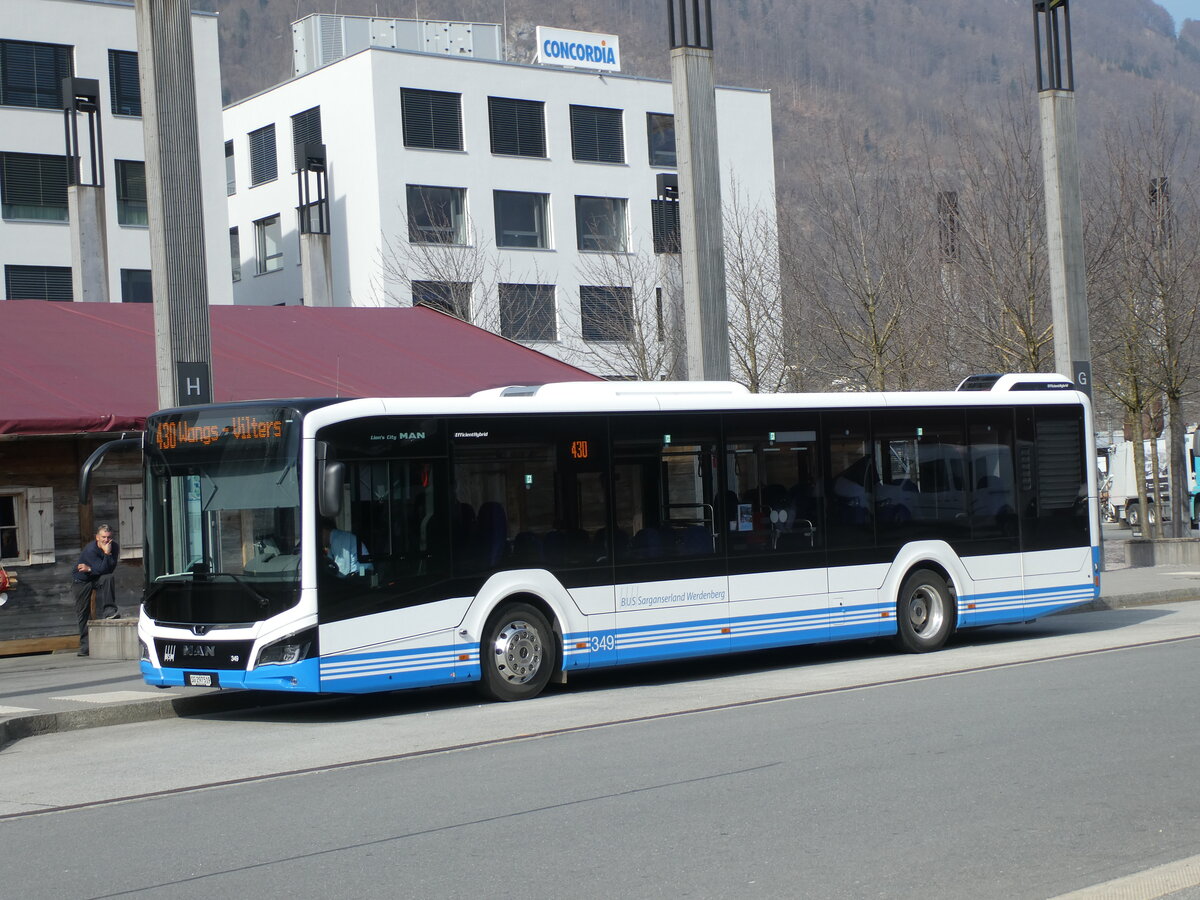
[535,26,621,72]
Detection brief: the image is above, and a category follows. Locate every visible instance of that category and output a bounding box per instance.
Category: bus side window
[612,417,719,565]
[826,412,875,550]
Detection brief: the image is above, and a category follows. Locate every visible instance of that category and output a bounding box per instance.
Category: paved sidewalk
[1,561,1198,751]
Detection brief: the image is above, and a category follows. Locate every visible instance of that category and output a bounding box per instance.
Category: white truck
[1104,435,1199,528]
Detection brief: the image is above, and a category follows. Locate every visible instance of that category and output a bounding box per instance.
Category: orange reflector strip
[881,611,889,618]
[458,654,469,661]
[721,627,731,634]
[576,642,587,649]
[968,602,977,610]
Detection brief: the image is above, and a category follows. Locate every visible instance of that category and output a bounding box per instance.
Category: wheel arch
[881,541,968,631]
[459,570,578,670]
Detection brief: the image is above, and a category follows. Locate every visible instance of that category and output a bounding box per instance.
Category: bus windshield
[143,407,303,624]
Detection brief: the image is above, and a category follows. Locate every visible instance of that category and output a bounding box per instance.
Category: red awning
[0,301,600,435]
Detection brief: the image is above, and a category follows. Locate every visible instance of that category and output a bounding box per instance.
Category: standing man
[73,524,120,656]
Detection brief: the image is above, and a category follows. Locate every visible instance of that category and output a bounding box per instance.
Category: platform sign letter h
[175,362,212,407]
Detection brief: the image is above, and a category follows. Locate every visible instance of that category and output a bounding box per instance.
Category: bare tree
[931,98,1055,377]
[563,246,683,380]
[783,125,940,391]
[1093,99,1200,536]
[379,190,497,326]
[724,182,786,392]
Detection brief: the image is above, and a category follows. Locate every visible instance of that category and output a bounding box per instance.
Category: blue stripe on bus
[142,579,1101,695]
[319,642,467,693]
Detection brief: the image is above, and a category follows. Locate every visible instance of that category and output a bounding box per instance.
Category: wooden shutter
[26,487,54,565]
[117,482,144,559]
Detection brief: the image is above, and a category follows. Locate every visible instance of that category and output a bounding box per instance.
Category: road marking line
[47,691,170,704]
[0,705,36,715]
[1051,853,1200,899]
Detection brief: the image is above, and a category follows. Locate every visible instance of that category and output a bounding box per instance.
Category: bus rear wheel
[478,602,556,701]
[894,569,954,653]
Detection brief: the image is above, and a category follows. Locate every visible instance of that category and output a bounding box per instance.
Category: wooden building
[0,301,598,652]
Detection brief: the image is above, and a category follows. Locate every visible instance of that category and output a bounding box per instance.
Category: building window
[401,88,463,151]
[0,39,72,110]
[120,268,152,303]
[499,283,556,341]
[488,97,546,158]
[0,493,20,562]
[651,199,681,254]
[494,190,550,249]
[0,152,68,221]
[412,280,472,319]
[647,113,676,168]
[4,265,71,301]
[407,185,466,245]
[108,49,140,116]
[115,159,147,226]
[255,214,283,273]
[570,105,624,164]
[576,196,627,252]
[230,227,241,282]
[290,105,322,172]
[580,285,634,341]
[0,487,53,565]
[225,140,235,195]
[248,124,277,186]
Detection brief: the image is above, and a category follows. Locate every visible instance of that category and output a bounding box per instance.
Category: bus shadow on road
[187,606,1185,727]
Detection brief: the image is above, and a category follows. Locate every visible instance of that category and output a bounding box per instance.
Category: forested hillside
[199,0,1200,193]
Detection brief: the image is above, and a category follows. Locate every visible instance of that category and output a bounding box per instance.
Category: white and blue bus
[106,374,1097,701]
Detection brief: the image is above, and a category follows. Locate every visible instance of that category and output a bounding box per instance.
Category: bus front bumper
[141,657,321,692]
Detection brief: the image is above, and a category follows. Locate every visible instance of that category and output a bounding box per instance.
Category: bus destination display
[153,415,286,451]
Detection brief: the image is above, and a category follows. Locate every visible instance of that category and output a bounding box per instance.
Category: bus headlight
[256,628,317,667]
[139,639,150,661]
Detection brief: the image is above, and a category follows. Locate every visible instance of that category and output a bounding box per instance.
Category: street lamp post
[1033,0,1092,398]
[62,77,110,302]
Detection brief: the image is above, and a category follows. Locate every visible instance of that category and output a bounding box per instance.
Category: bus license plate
[186,672,219,688]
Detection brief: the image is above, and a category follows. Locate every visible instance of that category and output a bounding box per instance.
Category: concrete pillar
[1039,89,1091,396]
[668,0,729,383]
[134,0,214,408]
[671,45,730,382]
[68,185,110,302]
[301,233,333,307]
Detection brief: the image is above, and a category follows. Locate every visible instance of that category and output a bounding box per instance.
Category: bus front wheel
[478,602,556,701]
[894,569,954,653]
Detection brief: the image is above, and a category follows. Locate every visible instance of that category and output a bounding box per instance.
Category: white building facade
[0,0,230,304]
[224,16,776,376]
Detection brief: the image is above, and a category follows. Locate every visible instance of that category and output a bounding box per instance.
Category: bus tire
[478,602,556,701]
[894,569,954,653]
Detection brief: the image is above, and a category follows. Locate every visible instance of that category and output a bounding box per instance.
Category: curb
[1081,588,1200,613]
[0,688,306,754]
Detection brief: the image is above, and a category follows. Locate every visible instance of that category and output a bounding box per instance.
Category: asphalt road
[3,604,1200,899]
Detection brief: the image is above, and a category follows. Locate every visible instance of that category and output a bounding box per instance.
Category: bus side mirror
[320,460,345,519]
